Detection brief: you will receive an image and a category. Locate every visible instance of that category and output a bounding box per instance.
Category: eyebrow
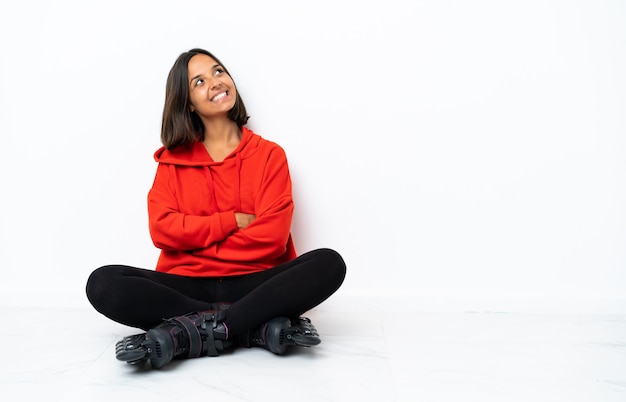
[189,64,223,86]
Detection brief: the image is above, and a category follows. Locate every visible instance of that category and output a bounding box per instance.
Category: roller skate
[115,308,231,369]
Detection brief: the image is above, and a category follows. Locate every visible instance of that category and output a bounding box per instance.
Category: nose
[209,76,222,89]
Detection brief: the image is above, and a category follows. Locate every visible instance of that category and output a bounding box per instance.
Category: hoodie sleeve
[192,146,294,262]
[148,163,239,251]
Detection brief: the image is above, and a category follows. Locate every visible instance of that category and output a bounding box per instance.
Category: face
[187,54,237,120]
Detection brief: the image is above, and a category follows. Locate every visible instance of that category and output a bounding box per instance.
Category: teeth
[212,92,227,101]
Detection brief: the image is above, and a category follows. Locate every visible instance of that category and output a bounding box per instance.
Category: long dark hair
[160,48,249,149]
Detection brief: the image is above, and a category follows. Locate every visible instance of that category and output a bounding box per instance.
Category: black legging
[86,248,346,336]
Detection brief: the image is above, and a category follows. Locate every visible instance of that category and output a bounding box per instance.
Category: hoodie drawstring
[234,153,242,212]
[204,167,220,212]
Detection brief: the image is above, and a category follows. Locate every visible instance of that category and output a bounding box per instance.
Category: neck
[201,118,242,162]
[202,118,241,144]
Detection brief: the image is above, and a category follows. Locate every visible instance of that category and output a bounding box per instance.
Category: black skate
[115,309,231,369]
[249,316,321,355]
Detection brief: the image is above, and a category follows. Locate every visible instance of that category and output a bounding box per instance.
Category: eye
[215,67,225,76]
[194,78,204,87]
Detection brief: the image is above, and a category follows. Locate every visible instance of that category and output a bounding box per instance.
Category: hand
[235,212,256,229]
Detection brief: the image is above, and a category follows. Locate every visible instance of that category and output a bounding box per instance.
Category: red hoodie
[148,127,296,277]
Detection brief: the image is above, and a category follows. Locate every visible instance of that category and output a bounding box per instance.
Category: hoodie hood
[153,126,262,213]
[154,126,261,166]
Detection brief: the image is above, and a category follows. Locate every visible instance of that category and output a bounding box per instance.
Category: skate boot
[115,306,231,369]
[244,316,321,355]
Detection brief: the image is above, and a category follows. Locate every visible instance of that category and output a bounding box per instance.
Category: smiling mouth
[211,91,228,102]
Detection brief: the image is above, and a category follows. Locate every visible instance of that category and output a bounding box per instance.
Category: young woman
[86,48,346,369]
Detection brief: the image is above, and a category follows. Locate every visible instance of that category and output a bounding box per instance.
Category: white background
[1,0,624,313]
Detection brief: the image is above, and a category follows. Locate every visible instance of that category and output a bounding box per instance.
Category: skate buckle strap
[201,312,219,357]
[172,315,203,358]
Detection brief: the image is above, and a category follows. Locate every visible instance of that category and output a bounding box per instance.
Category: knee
[85,265,120,309]
[316,248,347,287]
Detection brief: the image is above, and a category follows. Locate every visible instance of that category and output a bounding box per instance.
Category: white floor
[2,304,626,402]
